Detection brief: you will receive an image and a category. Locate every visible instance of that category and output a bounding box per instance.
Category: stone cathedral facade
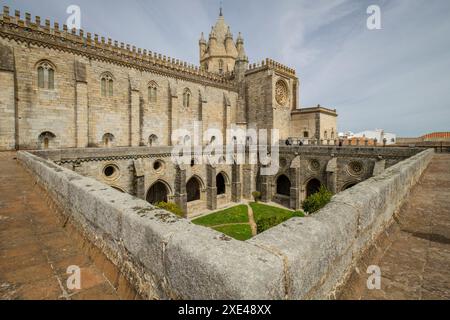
[0,7,337,152]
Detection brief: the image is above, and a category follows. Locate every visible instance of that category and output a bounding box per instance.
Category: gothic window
[100,73,114,97]
[38,131,56,149]
[102,133,115,147]
[183,88,191,109]
[148,82,158,103]
[37,61,55,90]
[149,134,158,146]
[219,59,224,74]
[275,80,288,106]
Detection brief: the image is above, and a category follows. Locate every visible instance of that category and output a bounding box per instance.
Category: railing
[282,138,390,147]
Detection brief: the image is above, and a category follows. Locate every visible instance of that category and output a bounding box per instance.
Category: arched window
[219,59,224,74]
[324,131,328,139]
[102,133,115,147]
[37,61,55,90]
[186,177,201,202]
[306,178,321,198]
[100,73,114,97]
[276,175,291,197]
[183,88,191,109]
[148,82,158,103]
[147,181,170,204]
[149,134,158,146]
[38,131,56,149]
[216,173,226,195]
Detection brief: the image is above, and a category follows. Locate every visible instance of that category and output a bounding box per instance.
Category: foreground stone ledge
[17,151,286,299]
[17,148,434,299]
[249,148,434,299]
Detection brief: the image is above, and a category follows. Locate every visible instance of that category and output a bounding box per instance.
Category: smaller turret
[199,32,207,59]
[234,32,248,80]
[225,27,237,57]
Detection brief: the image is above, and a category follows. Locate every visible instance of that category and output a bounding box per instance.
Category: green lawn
[250,202,304,222]
[191,202,304,241]
[191,205,248,227]
[212,224,253,241]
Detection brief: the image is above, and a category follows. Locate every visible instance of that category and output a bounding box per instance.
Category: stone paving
[0,152,120,300]
[340,154,450,300]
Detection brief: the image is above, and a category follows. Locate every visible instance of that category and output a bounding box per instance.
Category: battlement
[247,58,296,77]
[0,6,234,87]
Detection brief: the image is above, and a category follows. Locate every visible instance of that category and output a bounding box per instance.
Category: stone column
[260,173,272,203]
[133,159,145,199]
[326,157,338,194]
[242,164,253,199]
[206,165,217,210]
[174,165,187,216]
[74,61,88,148]
[289,167,301,210]
[168,84,178,146]
[0,43,16,151]
[231,163,242,202]
[129,79,140,147]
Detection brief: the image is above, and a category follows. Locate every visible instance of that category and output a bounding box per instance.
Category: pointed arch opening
[216,172,226,195]
[186,176,201,202]
[146,180,170,204]
[276,174,291,197]
[306,178,321,198]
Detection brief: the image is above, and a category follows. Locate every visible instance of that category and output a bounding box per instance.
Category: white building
[350,129,397,145]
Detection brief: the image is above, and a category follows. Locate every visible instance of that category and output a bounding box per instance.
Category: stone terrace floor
[340,153,450,300]
[0,152,120,300]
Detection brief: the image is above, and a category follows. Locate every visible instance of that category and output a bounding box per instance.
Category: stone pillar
[133,159,145,199]
[231,163,242,202]
[168,84,178,146]
[0,43,16,151]
[260,173,272,203]
[206,165,217,210]
[174,165,187,216]
[289,167,301,210]
[373,159,386,176]
[326,157,338,194]
[74,61,88,148]
[242,164,253,199]
[129,79,140,147]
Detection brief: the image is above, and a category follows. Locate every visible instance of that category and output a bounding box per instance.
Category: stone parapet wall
[17,148,434,299]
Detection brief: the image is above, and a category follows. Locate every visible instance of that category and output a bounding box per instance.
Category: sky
[2,0,450,136]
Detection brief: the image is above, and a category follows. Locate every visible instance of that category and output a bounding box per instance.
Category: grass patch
[191,205,249,227]
[213,224,253,241]
[250,202,304,222]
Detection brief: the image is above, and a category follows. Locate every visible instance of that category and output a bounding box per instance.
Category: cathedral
[0,6,337,151]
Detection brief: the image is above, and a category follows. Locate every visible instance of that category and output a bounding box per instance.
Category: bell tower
[199,7,242,74]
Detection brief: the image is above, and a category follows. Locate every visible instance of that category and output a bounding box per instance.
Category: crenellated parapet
[0,6,236,90]
[246,58,296,78]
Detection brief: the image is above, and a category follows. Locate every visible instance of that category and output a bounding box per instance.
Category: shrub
[256,211,303,234]
[256,216,284,234]
[252,191,261,203]
[155,201,184,217]
[301,185,332,214]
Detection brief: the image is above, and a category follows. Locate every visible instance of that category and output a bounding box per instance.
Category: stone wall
[17,148,434,299]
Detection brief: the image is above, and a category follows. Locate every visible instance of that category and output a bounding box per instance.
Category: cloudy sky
[3,0,450,136]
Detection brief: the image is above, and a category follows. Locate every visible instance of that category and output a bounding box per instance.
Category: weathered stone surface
[17,148,434,300]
